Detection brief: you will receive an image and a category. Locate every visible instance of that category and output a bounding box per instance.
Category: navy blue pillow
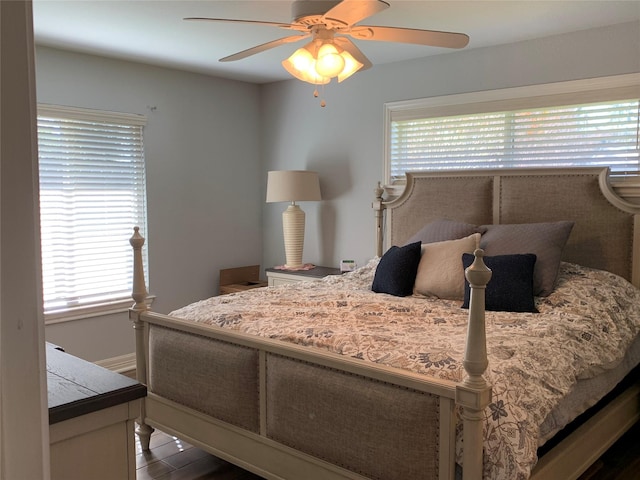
[372,242,422,297]
[462,253,538,313]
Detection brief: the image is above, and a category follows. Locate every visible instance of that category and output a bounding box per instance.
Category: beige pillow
[414,233,481,299]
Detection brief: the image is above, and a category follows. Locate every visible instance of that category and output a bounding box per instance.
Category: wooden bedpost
[456,249,492,480]
[129,226,154,451]
[130,226,148,312]
[372,182,385,257]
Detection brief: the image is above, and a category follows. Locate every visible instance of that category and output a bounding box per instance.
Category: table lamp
[266,170,321,269]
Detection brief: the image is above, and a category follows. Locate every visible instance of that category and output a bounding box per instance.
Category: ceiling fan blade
[323,0,390,27]
[220,35,309,62]
[184,17,307,33]
[334,36,372,70]
[351,25,469,49]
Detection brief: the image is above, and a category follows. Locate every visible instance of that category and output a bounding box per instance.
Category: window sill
[44,295,156,325]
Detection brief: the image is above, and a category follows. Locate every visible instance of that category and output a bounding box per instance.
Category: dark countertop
[47,343,146,425]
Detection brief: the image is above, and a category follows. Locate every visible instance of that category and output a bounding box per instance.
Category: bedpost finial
[374,181,384,199]
[465,249,492,288]
[130,226,145,249]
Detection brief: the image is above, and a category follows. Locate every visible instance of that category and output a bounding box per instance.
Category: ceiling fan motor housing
[291,0,344,27]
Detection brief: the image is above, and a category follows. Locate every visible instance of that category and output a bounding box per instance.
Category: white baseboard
[95,352,136,375]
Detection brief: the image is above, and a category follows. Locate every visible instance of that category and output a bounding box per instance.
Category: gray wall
[36,47,263,361]
[260,21,640,271]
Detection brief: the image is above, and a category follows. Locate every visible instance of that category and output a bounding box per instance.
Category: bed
[129,167,640,480]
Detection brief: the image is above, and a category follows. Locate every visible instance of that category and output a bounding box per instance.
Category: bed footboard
[129,229,493,480]
[148,324,449,479]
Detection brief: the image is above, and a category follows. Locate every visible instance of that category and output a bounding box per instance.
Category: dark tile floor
[135,428,262,480]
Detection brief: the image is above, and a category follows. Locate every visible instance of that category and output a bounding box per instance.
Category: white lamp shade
[266,170,321,203]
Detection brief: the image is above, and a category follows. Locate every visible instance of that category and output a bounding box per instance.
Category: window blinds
[37,105,148,319]
[385,75,640,183]
[389,100,639,180]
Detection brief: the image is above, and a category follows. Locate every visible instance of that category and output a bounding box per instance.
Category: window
[385,74,640,184]
[37,104,148,321]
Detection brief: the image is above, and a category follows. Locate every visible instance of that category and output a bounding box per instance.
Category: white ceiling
[32,0,640,84]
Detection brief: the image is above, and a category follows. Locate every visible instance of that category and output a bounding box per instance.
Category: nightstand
[219,265,267,295]
[265,266,342,286]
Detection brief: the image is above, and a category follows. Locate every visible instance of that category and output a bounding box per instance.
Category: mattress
[538,332,640,445]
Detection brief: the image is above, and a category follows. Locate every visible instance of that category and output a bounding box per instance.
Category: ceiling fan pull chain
[319,84,327,107]
[312,85,327,107]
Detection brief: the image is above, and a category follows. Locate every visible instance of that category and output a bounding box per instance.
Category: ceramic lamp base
[282,203,305,269]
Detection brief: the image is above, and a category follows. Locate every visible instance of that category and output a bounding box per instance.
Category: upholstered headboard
[374,168,640,288]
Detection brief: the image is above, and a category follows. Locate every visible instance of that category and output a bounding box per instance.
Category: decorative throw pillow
[406,219,486,245]
[372,241,422,297]
[461,253,538,313]
[480,221,574,297]
[414,233,481,300]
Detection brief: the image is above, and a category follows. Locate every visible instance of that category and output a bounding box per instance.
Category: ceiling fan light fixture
[282,38,363,85]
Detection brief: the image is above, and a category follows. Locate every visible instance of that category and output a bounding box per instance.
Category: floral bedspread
[171,260,640,479]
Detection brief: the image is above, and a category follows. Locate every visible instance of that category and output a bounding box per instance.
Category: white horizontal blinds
[37,105,148,318]
[390,99,640,181]
[386,75,640,183]
[390,111,507,176]
[510,100,639,171]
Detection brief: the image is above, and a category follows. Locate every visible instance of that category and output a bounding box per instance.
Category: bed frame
[130,167,640,480]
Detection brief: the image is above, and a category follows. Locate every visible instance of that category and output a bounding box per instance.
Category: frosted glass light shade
[315,43,345,77]
[266,170,321,203]
[337,51,364,82]
[289,47,314,71]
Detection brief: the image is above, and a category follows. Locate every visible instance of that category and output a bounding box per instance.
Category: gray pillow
[406,219,486,245]
[480,221,574,296]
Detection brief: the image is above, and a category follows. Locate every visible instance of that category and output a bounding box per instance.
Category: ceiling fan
[185,0,470,86]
